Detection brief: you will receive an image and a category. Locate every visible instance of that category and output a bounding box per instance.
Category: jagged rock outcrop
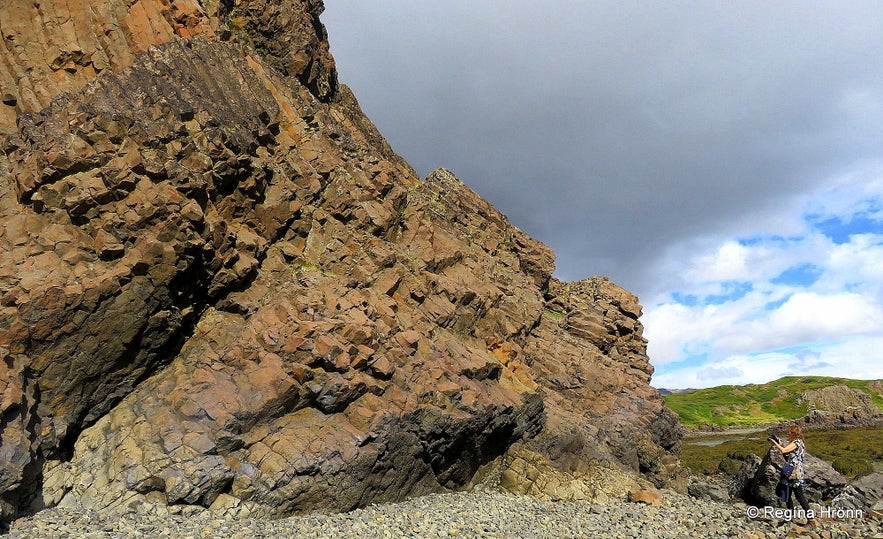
[799,385,880,425]
[832,473,883,512]
[0,0,335,137]
[729,450,847,506]
[476,278,682,500]
[0,0,680,523]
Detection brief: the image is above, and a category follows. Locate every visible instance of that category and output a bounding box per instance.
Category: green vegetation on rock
[681,426,883,478]
[681,434,766,475]
[662,376,883,428]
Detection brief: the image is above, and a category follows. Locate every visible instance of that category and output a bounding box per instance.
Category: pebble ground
[8,489,883,539]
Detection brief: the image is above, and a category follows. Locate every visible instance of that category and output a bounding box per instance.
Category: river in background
[684,428,768,447]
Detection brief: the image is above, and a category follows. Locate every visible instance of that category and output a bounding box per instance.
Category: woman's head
[786,424,804,441]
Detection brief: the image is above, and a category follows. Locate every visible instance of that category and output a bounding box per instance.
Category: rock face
[799,385,880,425]
[483,278,683,500]
[0,0,680,522]
[0,0,335,137]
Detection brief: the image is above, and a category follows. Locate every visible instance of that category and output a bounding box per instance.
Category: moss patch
[681,426,883,479]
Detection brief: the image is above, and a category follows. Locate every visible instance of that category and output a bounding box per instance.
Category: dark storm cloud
[321,1,883,296]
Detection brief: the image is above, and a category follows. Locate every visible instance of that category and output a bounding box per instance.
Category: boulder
[832,473,883,511]
[729,449,847,506]
[803,453,850,500]
[629,489,664,506]
[728,453,762,501]
[689,480,730,503]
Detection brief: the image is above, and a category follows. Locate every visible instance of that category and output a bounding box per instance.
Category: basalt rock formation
[729,450,847,507]
[0,0,681,523]
[799,384,882,426]
[832,472,883,512]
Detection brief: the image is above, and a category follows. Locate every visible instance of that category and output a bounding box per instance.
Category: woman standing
[770,424,819,529]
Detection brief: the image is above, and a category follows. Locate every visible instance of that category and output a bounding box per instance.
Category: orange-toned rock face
[0,0,679,524]
[0,0,215,135]
[0,0,336,137]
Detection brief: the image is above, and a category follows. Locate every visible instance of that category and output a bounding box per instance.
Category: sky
[321,2,883,389]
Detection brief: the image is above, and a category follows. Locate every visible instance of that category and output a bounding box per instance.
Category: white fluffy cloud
[719,291,883,352]
[645,178,883,388]
[651,336,883,389]
[826,235,883,288]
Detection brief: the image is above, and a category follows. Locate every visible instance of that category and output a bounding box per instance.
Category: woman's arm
[772,440,797,454]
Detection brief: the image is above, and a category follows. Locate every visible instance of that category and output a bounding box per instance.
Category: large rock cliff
[0,0,680,522]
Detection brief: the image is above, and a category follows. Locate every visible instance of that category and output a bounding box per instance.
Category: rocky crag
[0,0,681,524]
[799,384,883,426]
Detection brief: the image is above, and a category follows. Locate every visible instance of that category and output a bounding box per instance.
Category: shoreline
[681,415,883,436]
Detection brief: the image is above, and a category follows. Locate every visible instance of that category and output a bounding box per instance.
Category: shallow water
[683,427,767,446]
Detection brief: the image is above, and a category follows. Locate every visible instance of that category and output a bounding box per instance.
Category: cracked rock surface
[0,0,680,524]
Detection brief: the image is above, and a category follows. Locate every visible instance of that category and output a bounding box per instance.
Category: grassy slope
[662,376,883,428]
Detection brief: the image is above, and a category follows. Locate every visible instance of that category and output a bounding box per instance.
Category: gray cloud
[322,1,883,298]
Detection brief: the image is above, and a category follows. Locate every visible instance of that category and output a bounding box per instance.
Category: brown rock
[0,0,681,525]
[629,490,665,507]
[0,0,336,138]
[629,488,665,506]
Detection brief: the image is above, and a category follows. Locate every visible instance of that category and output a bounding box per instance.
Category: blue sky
[643,176,883,388]
[322,2,883,389]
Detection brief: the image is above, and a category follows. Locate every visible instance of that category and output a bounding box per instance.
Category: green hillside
[662,376,883,428]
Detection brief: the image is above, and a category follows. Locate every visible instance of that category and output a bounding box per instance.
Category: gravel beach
[8,489,882,539]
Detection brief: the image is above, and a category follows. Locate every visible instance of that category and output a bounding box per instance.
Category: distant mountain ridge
[657,388,696,396]
[662,376,883,428]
